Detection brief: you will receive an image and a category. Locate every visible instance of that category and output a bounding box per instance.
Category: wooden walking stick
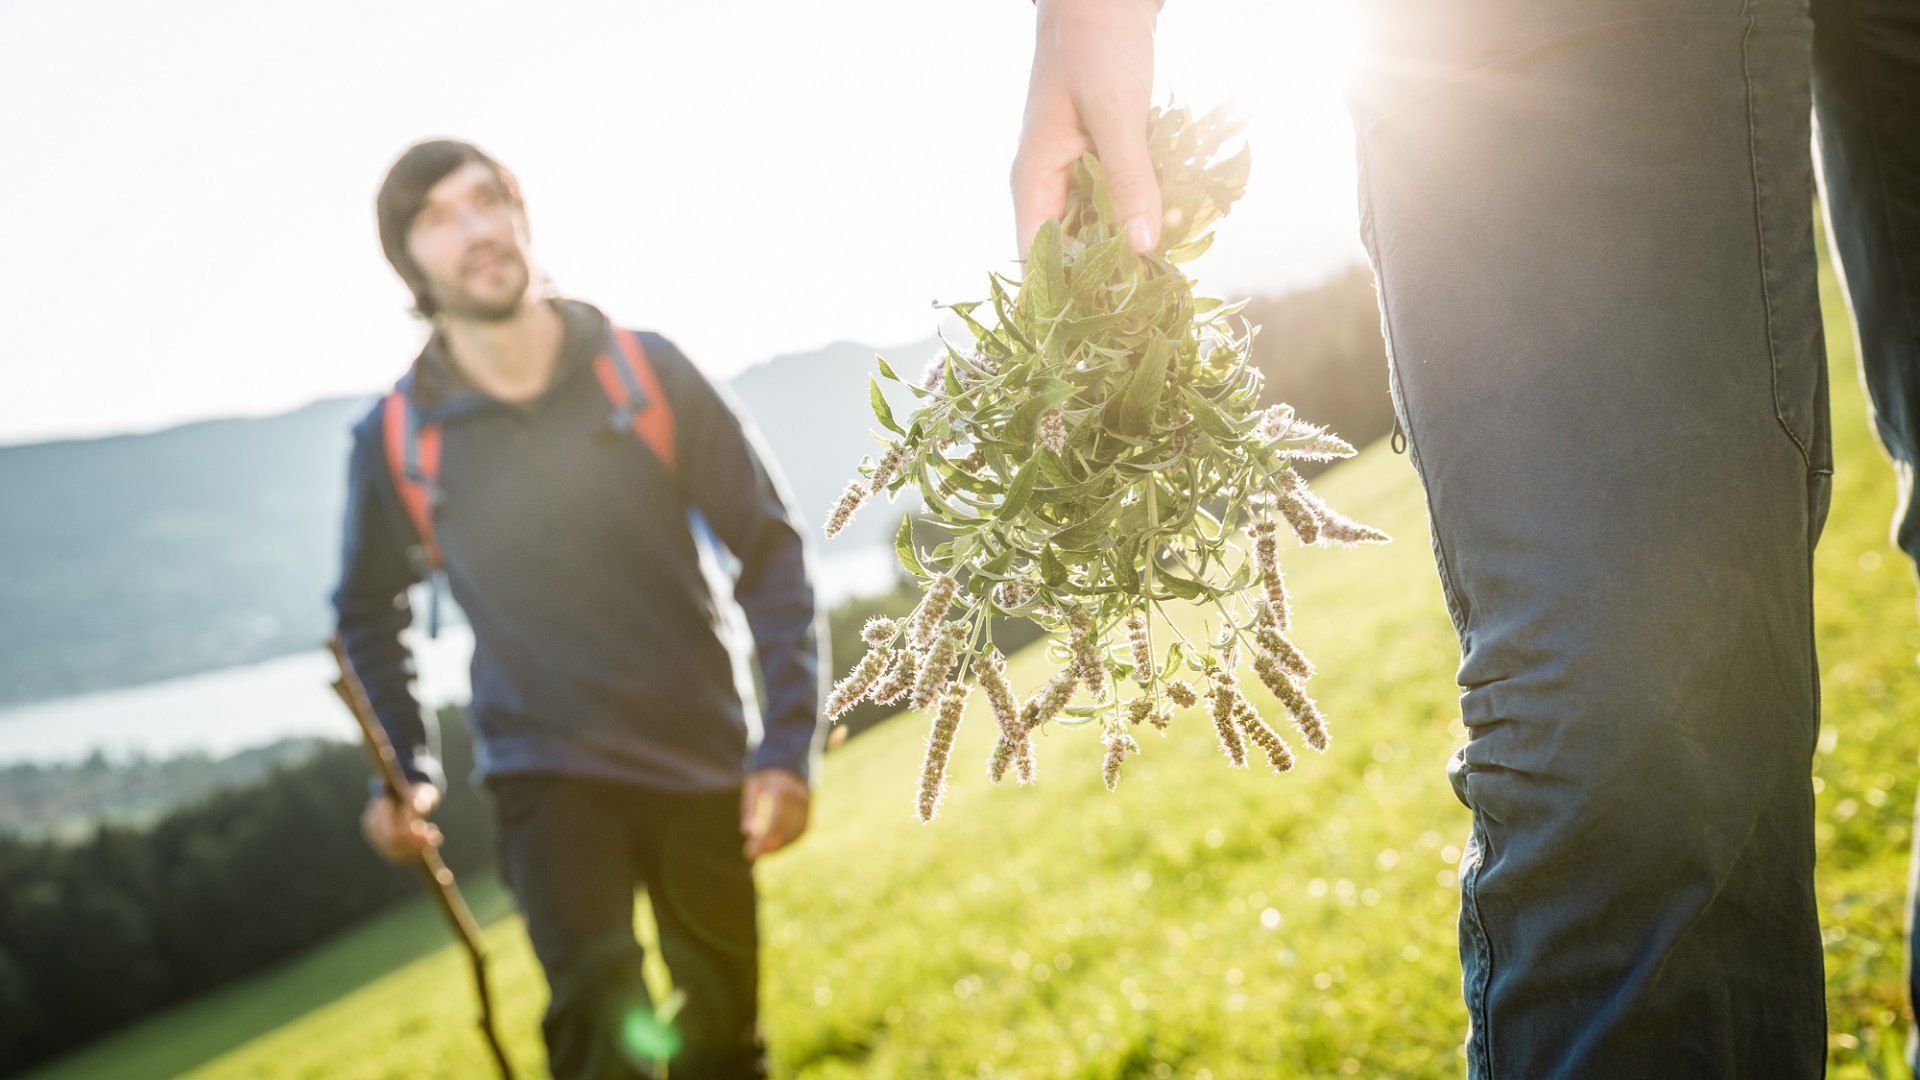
[328,635,515,1080]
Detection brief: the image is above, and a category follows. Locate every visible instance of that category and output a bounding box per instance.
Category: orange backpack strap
[380,390,444,570]
[593,327,679,478]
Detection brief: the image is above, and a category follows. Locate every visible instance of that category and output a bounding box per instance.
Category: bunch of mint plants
[822,104,1387,822]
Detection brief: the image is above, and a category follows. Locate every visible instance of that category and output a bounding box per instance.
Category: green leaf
[875,355,901,382]
[869,377,903,436]
[894,515,924,579]
[999,457,1039,518]
[1007,379,1079,443]
[1041,545,1069,588]
[1117,337,1172,436]
[1022,219,1068,319]
[1158,641,1186,681]
[1068,234,1130,303]
[1156,567,1212,601]
[1165,230,1215,264]
[1050,497,1124,552]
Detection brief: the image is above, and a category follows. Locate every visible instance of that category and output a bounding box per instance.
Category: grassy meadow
[27,261,1920,1079]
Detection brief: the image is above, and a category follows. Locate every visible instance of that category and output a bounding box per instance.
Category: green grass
[32,261,1920,1078]
[18,877,521,1080]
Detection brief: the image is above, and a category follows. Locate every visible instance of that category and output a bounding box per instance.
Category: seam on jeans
[1742,10,1817,469]
[1461,811,1496,1077]
[1355,139,1472,638]
[1837,1,1920,414]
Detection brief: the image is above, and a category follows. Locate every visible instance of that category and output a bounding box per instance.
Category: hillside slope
[29,266,1920,1079]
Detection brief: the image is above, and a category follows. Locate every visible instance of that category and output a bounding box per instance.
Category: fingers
[1080,98,1162,254]
[1013,0,1160,256]
[1011,121,1081,258]
[741,778,809,861]
[361,793,441,864]
[740,782,776,860]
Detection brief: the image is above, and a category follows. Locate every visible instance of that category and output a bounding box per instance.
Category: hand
[361,781,443,864]
[1013,0,1164,257]
[741,768,810,861]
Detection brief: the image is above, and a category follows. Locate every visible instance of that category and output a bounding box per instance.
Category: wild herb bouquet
[822,104,1388,822]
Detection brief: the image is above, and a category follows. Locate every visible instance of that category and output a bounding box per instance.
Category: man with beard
[335,138,824,1080]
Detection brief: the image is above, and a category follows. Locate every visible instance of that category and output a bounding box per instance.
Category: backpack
[380,326,680,624]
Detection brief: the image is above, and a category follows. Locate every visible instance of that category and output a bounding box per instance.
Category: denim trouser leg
[1349,3,1833,1076]
[490,777,766,1080]
[1807,1,1920,1059]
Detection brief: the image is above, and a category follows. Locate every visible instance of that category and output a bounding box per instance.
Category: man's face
[405,161,533,322]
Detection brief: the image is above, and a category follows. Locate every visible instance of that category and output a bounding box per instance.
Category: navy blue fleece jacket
[332,298,826,792]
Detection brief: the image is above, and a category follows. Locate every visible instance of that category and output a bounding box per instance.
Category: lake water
[0,542,903,766]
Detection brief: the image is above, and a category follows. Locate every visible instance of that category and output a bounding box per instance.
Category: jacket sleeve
[331,406,444,793]
[646,333,828,785]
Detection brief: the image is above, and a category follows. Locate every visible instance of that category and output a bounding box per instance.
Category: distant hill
[0,400,369,707]
[731,335,936,550]
[0,337,933,709]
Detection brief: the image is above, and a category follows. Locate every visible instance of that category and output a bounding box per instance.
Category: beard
[428,246,533,323]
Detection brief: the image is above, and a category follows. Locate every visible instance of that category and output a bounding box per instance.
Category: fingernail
[1126,216,1154,254]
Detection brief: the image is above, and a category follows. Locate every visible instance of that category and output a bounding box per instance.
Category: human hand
[360,781,443,864]
[741,768,810,860]
[1012,0,1164,257]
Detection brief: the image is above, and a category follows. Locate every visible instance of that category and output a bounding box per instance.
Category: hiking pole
[327,636,516,1080]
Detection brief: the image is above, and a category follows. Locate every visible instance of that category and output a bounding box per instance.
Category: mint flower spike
[988,731,1017,785]
[823,480,868,539]
[1124,610,1153,679]
[1251,522,1292,633]
[869,650,917,707]
[862,616,898,649]
[826,645,894,721]
[911,621,968,712]
[1102,730,1141,791]
[1205,666,1248,768]
[1024,669,1079,730]
[868,442,911,496]
[1164,680,1199,710]
[1039,406,1068,454]
[1278,469,1390,548]
[1067,606,1108,698]
[1013,733,1038,785]
[907,574,960,649]
[1233,697,1297,775]
[973,650,1021,733]
[1253,652,1331,752]
[1254,622,1314,681]
[916,680,971,822]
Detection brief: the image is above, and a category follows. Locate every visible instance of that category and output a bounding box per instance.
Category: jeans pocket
[1353,137,1474,641]
[1743,14,1827,468]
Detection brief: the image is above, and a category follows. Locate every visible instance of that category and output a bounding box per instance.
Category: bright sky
[0,0,1365,446]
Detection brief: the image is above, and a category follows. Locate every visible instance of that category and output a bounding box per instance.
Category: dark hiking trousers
[1347,0,1918,1075]
[490,776,765,1080]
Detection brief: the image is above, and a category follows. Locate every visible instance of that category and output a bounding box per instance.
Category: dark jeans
[1347,0,1917,1075]
[489,775,765,1080]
